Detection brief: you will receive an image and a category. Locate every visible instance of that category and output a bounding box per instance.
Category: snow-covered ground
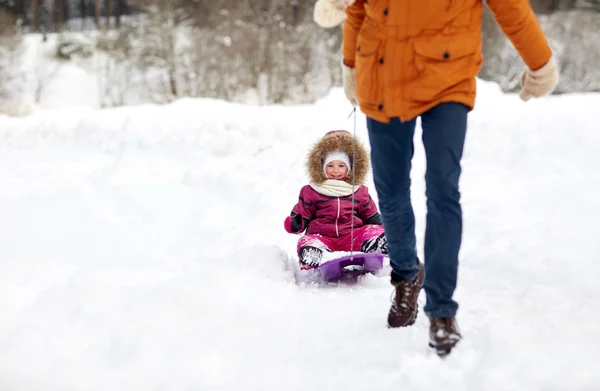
[0,79,598,391]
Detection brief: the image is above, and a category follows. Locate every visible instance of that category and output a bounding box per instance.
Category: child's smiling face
[325,160,349,180]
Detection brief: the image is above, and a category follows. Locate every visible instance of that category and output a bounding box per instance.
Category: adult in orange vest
[315,0,558,357]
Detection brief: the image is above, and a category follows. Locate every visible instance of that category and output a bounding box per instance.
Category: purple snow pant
[297,225,385,269]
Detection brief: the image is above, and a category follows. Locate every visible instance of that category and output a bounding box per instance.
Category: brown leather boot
[387,261,424,328]
[429,317,462,357]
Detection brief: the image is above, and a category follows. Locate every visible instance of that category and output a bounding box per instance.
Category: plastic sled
[317,252,387,282]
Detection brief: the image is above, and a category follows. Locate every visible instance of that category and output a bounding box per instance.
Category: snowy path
[0,83,598,390]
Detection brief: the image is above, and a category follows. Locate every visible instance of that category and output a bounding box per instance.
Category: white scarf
[309,179,360,197]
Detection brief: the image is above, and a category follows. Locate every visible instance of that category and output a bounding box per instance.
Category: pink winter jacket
[285,184,381,238]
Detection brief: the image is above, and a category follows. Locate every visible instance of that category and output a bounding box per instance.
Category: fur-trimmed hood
[306,130,369,185]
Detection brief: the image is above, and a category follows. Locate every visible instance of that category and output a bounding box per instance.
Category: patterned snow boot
[361,232,388,254]
[429,317,462,357]
[299,245,325,269]
[387,260,424,328]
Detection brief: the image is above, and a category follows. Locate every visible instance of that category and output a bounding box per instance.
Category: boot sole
[428,338,460,358]
[428,342,454,358]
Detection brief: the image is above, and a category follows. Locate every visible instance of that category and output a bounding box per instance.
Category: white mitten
[519,57,559,102]
[341,59,357,106]
[314,0,356,28]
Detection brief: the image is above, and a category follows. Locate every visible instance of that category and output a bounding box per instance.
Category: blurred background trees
[0,0,598,109]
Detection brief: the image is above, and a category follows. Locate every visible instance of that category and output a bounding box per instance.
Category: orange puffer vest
[343,0,552,123]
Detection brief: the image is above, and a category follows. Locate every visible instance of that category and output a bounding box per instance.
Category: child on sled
[284,130,387,269]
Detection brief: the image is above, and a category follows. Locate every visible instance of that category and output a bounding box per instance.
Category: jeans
[366,102,468,319]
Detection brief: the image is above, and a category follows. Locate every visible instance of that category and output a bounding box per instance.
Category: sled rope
[349,106,357,260]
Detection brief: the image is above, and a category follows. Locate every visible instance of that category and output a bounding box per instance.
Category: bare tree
[80,0,86,29]
[33,42,60,103]
[104,0,111,28]
[32,0,40,31]
[479,3,600,94]
[47,0,54,31]
[0,9,24,114]
[96,26,134,106]
[116,0,122,27]
[60,0,68,30]
[134,0,206,99]
[94,0,100,27]
[541,10,600,93]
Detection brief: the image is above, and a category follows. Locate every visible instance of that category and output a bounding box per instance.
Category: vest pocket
[355,36,382,107]
[411,33,482,102]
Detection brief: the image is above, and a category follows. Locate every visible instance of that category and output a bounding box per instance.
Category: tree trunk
[105,0,111,28]
[58,0,65,30]
[94,0,100,27]
[48,0,55,32]
[291,0,300,25]
[32,0,40,32]
[167,22,178,97]
[19,0,27,31]
[80,0,86,29]
[116,0,122,27]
